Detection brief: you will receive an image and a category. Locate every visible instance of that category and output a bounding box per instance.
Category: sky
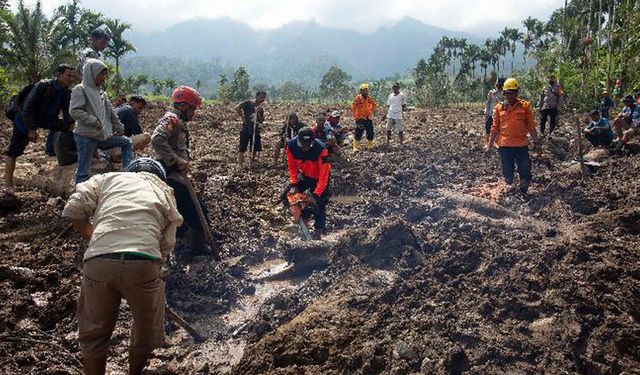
[9,0,565,35]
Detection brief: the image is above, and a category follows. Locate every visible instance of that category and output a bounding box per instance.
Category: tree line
[413,0,640,109]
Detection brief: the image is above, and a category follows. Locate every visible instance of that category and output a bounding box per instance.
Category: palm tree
[1,0,68,83]
[54,0,103,54]
[104,18,136,96]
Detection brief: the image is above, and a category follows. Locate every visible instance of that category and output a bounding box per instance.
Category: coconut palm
[103,18,135,96]
[0,0,69,83]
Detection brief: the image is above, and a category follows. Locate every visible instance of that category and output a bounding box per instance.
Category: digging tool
[286,192,313,241]
[165,304,206,343]
[574,109,586,180]
[172,172,217,258]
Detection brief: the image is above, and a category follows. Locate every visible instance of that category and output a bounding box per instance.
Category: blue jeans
[498,146,531,192]
[74,134,133,184]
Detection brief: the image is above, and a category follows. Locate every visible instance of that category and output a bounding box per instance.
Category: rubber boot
[367,140,374,149]
[352,139,360,152]
[386,131,391,147]
[399,131,404,144]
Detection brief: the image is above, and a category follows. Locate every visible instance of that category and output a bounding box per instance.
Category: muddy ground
[0,101,639,375]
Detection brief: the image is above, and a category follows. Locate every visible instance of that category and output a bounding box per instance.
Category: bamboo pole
[606,0,616,91]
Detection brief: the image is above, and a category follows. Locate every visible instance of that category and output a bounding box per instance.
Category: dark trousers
[354,119,374,141]
[166,175,208,236]
[498,146,531,189]
[484,116,493,135]
[540,108,558,135]
[585,132,613,148]
[282,177,330,230]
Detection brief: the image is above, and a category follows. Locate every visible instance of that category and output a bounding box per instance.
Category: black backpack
[4,83,35,121]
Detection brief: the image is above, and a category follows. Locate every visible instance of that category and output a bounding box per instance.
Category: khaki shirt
[151,111,190,167]
[62,172,183,261]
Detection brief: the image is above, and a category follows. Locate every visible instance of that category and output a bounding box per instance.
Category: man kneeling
[284,127,331,239]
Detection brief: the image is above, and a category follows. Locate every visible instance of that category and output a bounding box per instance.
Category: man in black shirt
[234,90,266,165]
[273,112,305,163]
[3,64,75,196]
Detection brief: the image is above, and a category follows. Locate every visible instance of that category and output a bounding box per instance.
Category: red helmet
[171,86,202,108]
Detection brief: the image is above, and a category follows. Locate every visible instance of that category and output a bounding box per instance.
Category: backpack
[4,83,35,121]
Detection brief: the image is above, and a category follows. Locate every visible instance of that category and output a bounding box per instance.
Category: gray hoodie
[70,59,124,141]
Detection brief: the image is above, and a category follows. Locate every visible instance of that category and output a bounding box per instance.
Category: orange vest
[491,99,537,147]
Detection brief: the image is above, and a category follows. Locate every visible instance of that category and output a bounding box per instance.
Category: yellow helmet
[359,83,369,90]
[503,78,519,91]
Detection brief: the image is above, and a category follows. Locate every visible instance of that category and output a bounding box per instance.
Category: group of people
[3,26,152,196]
[482,74,640,195]
[11,21,640,373]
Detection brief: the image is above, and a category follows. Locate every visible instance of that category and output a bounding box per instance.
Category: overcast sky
[10,0,564,35]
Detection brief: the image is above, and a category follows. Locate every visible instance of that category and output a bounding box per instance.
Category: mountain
[122,17,475,91]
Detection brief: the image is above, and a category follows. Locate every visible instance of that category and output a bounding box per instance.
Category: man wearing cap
[584,110,613,148]
[484,78,506,147]
[284,127,331,239]
[62,157,183,375]
[386,82,407,146]
[327,110,346,144]
[486,78,539,195]
[351,83,377,151]
[77,25,112,80]
[614,95,640,143]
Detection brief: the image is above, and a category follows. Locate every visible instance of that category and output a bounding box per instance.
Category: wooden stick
[165,305,206,343]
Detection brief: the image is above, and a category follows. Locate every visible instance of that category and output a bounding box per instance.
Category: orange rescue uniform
[491,99,537,147]
[351,94,377,120]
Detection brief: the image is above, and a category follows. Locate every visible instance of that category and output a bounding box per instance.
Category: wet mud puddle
[183,259,301,372]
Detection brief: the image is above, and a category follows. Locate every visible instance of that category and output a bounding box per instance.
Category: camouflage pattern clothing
[151,111,190,167]
[77,47,101,80]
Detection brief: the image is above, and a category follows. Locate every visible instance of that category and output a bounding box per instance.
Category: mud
[0,103,639,374]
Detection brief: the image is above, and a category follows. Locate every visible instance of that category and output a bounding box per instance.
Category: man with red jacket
[285,127,331,239]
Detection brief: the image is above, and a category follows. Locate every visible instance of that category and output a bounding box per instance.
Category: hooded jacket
[70,59,124,141]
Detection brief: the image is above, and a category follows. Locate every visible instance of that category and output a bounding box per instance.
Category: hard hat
[503,78,519,91]
[296,127,315,147]
[126,157,167,181]
[171,86,202,108]
[331,110,341,118]
[359,83,369,90]
[91,25,112,41]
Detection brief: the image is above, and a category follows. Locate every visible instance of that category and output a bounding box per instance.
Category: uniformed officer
[151,86,211,255]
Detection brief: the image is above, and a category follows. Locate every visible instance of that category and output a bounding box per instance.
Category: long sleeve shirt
[62,172,183,261]
[491,99,537,147]
[151,111,190,167]
[286,138,331,196]
[352,94,377,120]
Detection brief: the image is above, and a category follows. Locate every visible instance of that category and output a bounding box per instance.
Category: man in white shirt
[62,157,183,375]
[386,82,407,146]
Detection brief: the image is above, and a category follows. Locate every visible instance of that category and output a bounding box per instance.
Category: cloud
[10,0,564,35]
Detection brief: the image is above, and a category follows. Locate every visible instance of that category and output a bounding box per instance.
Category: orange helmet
[171,86,202,108]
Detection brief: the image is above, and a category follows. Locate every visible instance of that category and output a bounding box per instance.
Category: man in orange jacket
[351,83,377,151]
[486,78,540,194]
[284,127,331,239]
